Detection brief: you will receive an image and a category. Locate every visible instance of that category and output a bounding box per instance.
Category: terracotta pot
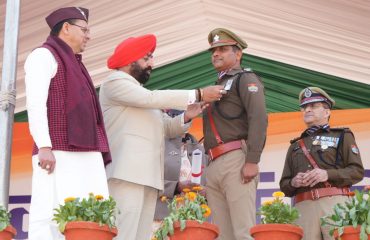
[64,221,117,240]
[333,226,361,240]
[250,223,303,240]
[170,220,219,240]
[0,225,17,240]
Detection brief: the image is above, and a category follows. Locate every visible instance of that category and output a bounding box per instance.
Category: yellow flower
[187,192,197,201]
[182,188,191,193]
[176,196,184,203]
[262,200,273,206]
[95,195,104,200]
[272,191,285,198]
[64,197,76,203]
[160,196,167,202]
[201,204,211,217]
[192,186,203,191]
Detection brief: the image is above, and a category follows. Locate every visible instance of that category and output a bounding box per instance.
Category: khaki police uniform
[279,87,364,240]
[204,28,268,240]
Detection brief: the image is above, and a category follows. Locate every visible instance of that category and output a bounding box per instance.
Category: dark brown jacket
[280,128,364,197]
[203,68,268,163]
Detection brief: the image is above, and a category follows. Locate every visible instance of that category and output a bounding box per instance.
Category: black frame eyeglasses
[69,23,90,34]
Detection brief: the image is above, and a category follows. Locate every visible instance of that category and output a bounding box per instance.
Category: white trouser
[28,151,109,240]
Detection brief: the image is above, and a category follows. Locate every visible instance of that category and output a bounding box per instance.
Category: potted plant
[53,193,118,240]
[250,191,303,240]
[0,205,17,240]
[152,186,219,240]
[321,186,370,240]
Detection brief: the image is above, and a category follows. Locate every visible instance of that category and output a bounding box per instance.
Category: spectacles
[69,23,90,34]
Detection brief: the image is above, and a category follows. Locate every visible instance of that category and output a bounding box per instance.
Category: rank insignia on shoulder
[247,83,258,92]
[351,145,359,154]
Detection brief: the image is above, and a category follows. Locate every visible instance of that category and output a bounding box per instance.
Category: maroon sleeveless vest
[32,46,111,165]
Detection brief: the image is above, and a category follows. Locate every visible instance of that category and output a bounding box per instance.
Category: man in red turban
[100,34,224,240]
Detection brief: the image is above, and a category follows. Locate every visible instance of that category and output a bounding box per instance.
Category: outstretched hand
[184,102,209,122]
[202,85,226,102]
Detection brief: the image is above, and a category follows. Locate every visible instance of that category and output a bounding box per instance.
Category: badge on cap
[213,35,220,43]
[248,83,258,92]
[304,88,312,98]
[351,145,359,154]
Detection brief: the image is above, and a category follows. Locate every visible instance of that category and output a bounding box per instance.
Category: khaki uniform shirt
[203,68,268,163]
[280,128,364,197]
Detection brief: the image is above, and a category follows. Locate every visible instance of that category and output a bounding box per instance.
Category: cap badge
[213,35,220,43]
[304,88,312,98]
[76,7,87,21]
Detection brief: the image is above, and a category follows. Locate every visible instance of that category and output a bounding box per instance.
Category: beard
[130,62,152,85]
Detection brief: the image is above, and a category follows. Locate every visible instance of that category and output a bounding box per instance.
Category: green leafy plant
[0,205,11,231]
[321,187,370,240]
[258,191,300,224]
[152,186,212,240]
[53,193,117,233]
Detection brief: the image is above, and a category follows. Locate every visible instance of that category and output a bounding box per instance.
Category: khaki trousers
[109,179,158,240]
[295,195,349,240]
[206,149,258,240]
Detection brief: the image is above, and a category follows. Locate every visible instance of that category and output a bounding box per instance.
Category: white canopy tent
[1,0,369,114]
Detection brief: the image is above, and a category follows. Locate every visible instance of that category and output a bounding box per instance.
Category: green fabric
[15,51,369,122]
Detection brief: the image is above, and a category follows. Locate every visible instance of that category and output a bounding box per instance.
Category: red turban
[107,34,157,69]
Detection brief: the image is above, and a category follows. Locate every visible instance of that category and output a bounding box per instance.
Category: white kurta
[25,48,109,240]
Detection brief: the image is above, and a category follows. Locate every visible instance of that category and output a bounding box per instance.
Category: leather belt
[294,187,350,204]
[208,140,242,161]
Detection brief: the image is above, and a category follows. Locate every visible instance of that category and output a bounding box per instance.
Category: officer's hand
[184,103,208,123]
[38,147,56,174]
[291,172,307,188]
[201,86,225,102]
[302,168,328,187]
[240,162,259,184]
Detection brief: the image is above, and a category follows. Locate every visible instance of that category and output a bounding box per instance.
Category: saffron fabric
[107,34,156,69]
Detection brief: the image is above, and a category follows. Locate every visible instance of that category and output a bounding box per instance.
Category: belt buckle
[311,189,320,200]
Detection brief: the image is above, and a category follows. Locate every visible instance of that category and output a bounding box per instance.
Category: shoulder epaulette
[331,127,351,133]
[243,67,253,72]
[290,136,302,144]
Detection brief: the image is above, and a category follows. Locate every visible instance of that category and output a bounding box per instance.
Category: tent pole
[0,0,21,208]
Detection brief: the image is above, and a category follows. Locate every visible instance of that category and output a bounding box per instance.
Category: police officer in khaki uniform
[204,28,268,240]
[280,87,364,240]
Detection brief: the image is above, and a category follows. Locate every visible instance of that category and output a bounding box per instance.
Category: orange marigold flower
[347,192,356,197]
[160,196,167,202]
[182,188,191,193]
[176,197,184,203]
[201,204,211,217]
[192,186,203,191]
[95,195,104,200]
[272,191,285,198]
[187,192,197,201]
[64,197,76,203]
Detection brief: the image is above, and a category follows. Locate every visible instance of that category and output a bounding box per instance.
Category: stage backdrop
[9,109,370,239]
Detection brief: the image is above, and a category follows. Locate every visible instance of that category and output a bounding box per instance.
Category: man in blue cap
[280,87,364,240]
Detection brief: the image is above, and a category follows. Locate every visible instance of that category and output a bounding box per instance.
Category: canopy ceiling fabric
[1,0,369,113]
